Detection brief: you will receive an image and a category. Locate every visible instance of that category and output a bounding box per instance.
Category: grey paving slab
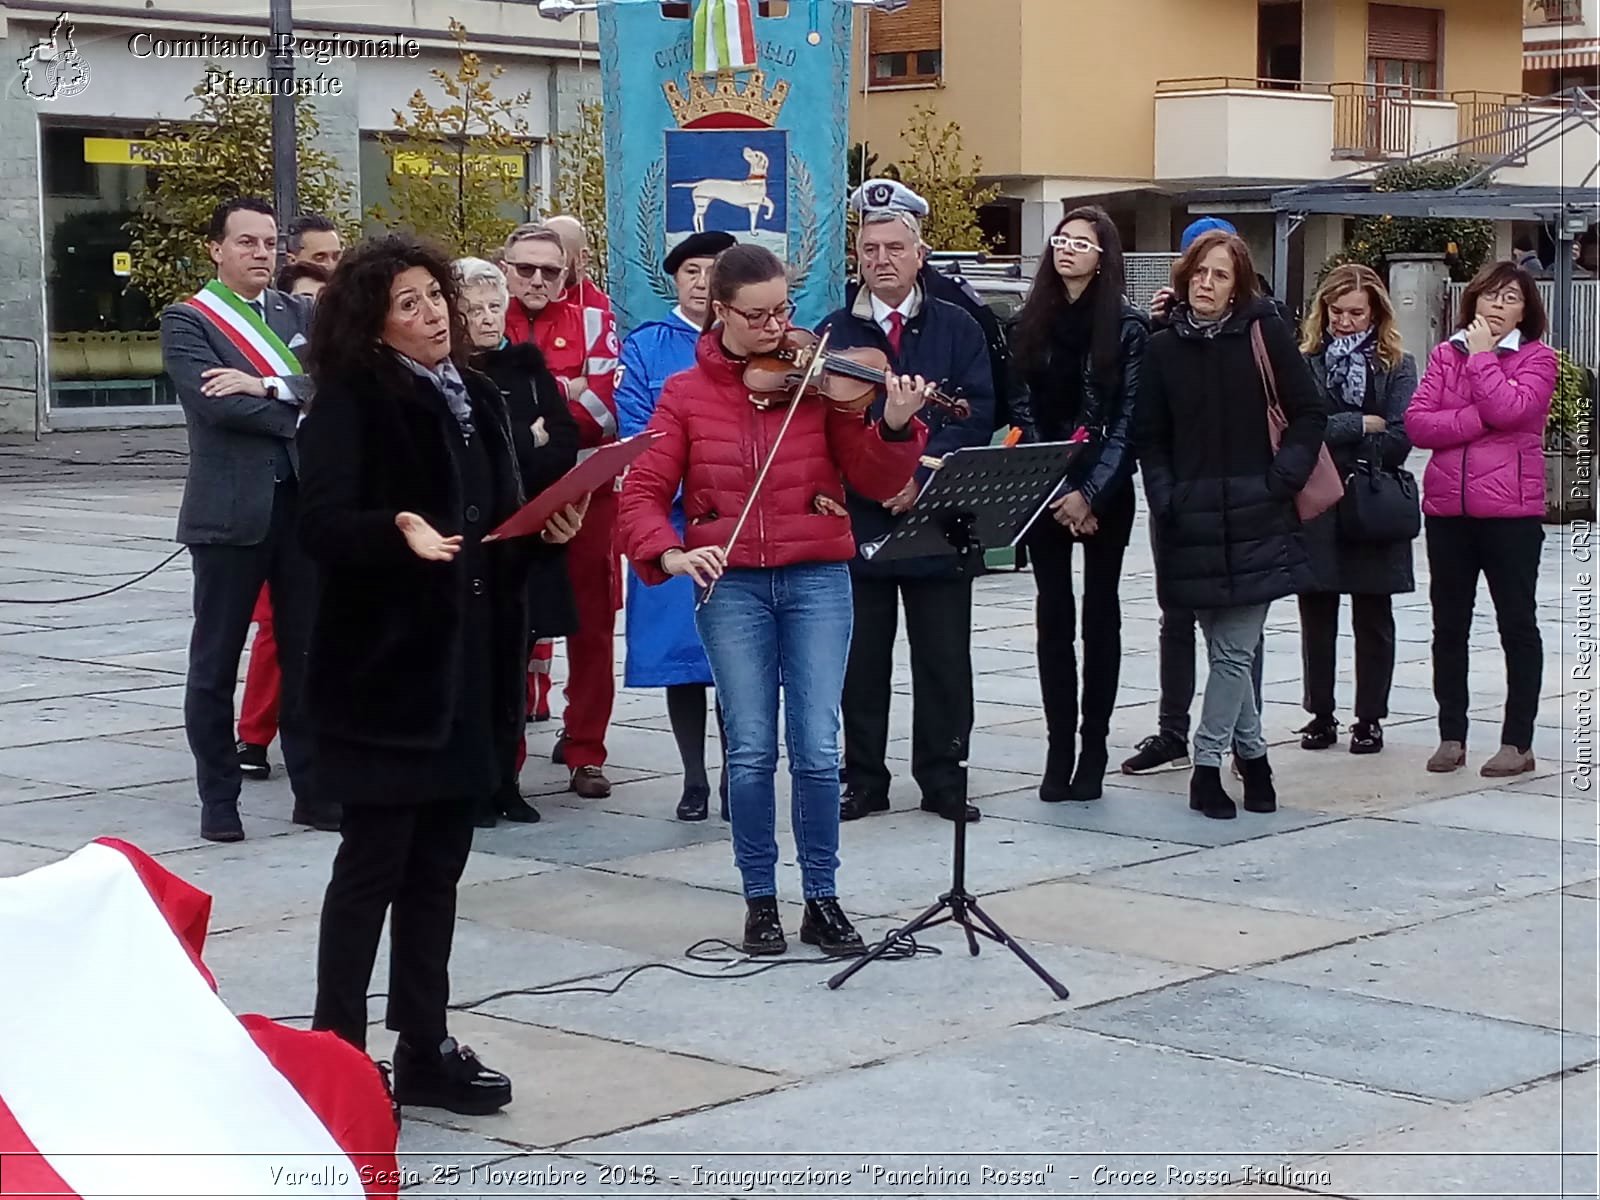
[0,694,177,749]
[0,790,299,854]
[1256,892,1599,1035]
[1506,771,1583,797]
[0,539,183,578]
[0,616,195,659]
[1386,788,1599,843]
[0,838,64,876]
[1093,817,1594,925]
[205,912,647,1025]
[575,1023,1432,1176]
[0,653,182,705]
[95,683,186,710]
[0,736,193,789]
[482,928,1194,1075]
[470,806,727,866]
[0,774,89,806]
[978,782,1341,847]
[1063,973,1596,1102]
[601,808,1190,913]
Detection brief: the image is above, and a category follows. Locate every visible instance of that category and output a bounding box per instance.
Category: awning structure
[1525,37,1600,71]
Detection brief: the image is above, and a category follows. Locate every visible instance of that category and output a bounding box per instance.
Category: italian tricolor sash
[692,0,757,73]
[183,279,302,377]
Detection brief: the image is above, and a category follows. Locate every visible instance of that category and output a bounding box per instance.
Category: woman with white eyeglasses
[1009,206,1148,803]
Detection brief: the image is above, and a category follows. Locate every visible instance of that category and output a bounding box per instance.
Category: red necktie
[886,310,904,358]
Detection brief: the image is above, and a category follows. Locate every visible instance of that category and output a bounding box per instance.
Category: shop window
[360,133,540,245]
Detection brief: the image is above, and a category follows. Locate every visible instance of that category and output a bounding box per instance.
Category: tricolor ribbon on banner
[183,278,302,378]
[692,0,759,73]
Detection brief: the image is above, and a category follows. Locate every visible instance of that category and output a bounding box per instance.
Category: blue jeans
[694,563,852,901]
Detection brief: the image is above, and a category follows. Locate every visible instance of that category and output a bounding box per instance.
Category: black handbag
[1337,437,1421,543]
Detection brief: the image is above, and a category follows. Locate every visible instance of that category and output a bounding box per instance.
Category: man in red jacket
[501,221,621,798]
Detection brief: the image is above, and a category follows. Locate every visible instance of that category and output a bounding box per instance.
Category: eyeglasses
[1481,289,1525,305]
[724,301,795,327]
[505,262,566,283]
[1050,235,1102,254]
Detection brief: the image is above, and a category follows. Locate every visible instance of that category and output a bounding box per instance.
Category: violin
[743,329,971,419]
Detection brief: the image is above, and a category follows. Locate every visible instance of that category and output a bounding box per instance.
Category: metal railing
[0,335,45,442]
[1454,91,1531,164]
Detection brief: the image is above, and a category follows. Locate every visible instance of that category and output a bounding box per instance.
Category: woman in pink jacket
[1405,262,1556,778]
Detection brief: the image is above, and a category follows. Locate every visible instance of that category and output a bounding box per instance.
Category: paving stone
[389,1121,529,1191]
[398,1011,777,1149]
[1386,788,1598,843]
[1063,973,1596,1102]
[1506,771,1582,797]
[0,616,194,660]
[1094,818,1595,925]
[0,694,177,749]
[1255,892,1599,1035]
[90,682,185,710]
[0,654,179,706]
[976,880,1371,970]
[601,809,1190,914]
[0,790,299,854]
[0,838,62,876]
[471,806,727,866]
[481,929,1194,1075]
[0,736,193,789]
[978,783,1341,847]
[574,1023,1431,1174]
[0,774,88,806]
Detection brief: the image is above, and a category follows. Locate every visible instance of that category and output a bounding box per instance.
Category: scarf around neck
[1322,330,1376,410]
[395,350,475,438]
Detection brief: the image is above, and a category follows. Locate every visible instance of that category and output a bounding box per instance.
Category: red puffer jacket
[620,331,928,584]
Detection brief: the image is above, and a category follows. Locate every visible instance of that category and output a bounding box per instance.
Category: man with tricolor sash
[161,196,335,843]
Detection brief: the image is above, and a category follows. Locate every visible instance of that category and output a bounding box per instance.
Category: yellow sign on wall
[391,150,525,180]
[111,251,132,277]
[83,137,204,168]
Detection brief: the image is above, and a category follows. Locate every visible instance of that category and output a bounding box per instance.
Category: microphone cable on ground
[0,547,184,604]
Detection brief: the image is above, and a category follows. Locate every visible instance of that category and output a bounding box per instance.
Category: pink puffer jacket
[1404,337,1557,519]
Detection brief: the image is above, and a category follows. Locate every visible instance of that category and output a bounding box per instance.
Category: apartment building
[1524,0,1599,95]
[0,0,599,434]
[850,0,1592,304]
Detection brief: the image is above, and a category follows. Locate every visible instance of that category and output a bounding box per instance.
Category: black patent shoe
[201,801,245,843]
[1188,765,1236,821]
[1298,715,1339,750]
[392,1035,512,1116]
[742,896,786,956]
[800,897,866,957]
[921,795,981,823]
[1239,753,1277,813]
[1349,720,1384,755]
[840,789,890,821]
[676,784,710,822]
[496,783,541,824]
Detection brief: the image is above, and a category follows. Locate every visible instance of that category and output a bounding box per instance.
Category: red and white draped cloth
[0,839,399,1199]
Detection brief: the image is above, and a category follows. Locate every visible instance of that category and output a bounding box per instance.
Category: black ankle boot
[1188,765,1236,820]
[742,897,785,955]
[1067,740,1108,802]
[1240,753,1277,813]
[800,897,866,956]
[392,1035,512,1115]
[1038,742,1075,803]
[677,783,710,822]
[496,782,541,824]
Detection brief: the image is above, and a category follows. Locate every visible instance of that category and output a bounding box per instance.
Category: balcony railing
[1330,82,1448,159]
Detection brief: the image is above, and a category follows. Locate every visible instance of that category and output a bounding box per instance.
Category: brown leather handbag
[1252,321,1344,522]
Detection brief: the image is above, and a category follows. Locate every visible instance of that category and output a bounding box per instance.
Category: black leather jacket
[1011,299,1148,514]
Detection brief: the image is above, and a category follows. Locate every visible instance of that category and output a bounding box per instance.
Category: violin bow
[696,327,835,610]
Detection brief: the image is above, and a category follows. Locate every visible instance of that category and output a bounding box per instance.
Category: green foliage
[544,100,608,289]
[887,106,998,253]
[1318,159,1495,285]
[124,75,355,314]
[847,142,897,191]
[369,19,538,258]
[1547,349,1594,452]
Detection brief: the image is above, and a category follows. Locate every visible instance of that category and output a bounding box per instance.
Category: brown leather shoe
[569,765,612,799]
[1480,745,1536,777]
[1426,741,1467,773]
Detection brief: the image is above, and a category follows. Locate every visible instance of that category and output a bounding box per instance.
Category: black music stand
[828,441,1083,1000]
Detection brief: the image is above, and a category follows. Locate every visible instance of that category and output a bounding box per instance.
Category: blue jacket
[616,310,714,687]
[820,286,997,579]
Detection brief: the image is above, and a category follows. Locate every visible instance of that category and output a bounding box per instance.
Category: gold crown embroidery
[664,69,789,127]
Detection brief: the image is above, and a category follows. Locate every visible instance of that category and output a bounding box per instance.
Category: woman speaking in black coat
[298,234,581,1115]
[1133,231,1329,821]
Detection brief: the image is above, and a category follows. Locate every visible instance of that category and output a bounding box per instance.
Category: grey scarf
[395,351,475,437]
[1322,330,1375,410]
[1182,307,1228,338]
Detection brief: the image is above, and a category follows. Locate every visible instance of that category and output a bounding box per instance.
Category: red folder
[485,430,665,542]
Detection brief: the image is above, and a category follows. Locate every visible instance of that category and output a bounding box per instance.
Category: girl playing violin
[618,244,930,957]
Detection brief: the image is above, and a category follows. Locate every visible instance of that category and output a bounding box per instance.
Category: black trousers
[1028,490,1134,773]
[1157,606,1265,741]
[1297,592,1396,721]
[843,574,973,803]
[184,480,316,811]
[312,799,476,1051]
[1425,515,1544,750]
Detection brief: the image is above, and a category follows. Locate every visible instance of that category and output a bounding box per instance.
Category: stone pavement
[0,444,1596,1198]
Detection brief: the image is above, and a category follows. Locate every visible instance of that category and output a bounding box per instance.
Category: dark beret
[664,231,737,276]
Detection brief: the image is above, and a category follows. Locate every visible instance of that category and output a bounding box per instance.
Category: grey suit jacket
[163,287,314,546]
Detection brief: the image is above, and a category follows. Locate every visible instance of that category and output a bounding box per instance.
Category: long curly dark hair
[1011,205,1127,386]
[306,233,468,391]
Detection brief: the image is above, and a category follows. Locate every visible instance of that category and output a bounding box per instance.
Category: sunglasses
[1050,235,1102,254]
[505,261,566,283]
[724,301,796,327]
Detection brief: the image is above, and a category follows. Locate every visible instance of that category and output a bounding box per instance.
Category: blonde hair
[1301,264,1404,370]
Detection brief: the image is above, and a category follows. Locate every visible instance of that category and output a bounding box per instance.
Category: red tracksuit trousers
[237,584,280,747]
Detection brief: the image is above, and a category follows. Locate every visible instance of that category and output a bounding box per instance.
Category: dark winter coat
[1300,348,1420,596]
[1011,295,1149,526]
[476,340,581,638]
[1133,299,1330,611]
[821,285,997,579]
[296,359,532,804]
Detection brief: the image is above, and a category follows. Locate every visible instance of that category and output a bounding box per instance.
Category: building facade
[850,0,1593,304]
[0,0,600,434]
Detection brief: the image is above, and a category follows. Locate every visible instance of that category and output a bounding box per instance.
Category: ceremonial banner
[600,0,855,336]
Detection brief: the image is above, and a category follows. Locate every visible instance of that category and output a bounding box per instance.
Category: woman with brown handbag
[1133,231,1330,820]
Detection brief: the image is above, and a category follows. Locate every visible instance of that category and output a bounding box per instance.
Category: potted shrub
[1545,350,1596,524]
